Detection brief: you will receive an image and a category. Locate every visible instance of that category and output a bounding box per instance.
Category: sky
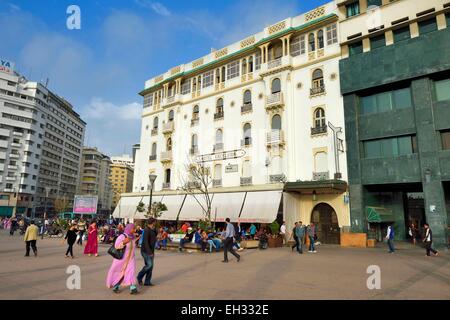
[0,0,330,156]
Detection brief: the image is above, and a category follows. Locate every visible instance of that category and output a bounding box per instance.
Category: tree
[136,201,167,219]
[54,197,69,214]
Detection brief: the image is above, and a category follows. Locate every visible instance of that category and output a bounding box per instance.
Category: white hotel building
[117,2,350,243]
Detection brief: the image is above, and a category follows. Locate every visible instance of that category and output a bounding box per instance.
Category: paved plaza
[0,230,448,300]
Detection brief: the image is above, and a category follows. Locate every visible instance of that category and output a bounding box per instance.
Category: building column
[163,83,169,98]
[265,44,269,63]
[259,45,265,63]
[175,79,181,94]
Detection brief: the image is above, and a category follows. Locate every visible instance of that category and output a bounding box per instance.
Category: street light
[44,186,51,220]
[148,174,157,218]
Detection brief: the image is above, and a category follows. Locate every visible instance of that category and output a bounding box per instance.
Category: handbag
[107,234,128,259]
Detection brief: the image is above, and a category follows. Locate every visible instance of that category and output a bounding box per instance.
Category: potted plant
[267,221,283,248]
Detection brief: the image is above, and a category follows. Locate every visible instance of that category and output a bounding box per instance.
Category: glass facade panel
[376,92,392,112]
[435,79,450,102]
[381,139,396,157]
[361,95,376,114]
[363,136,416,159]
[398,136,412,155]
[393,88,412,109]
[364,140,380,159]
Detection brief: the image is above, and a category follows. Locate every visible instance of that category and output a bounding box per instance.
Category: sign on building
[0,59,14,74]
[73,195,98,214]
[195,149,245,163]
[225,164,239,173]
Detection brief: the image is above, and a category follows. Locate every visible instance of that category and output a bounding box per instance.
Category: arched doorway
[311,203,340,244]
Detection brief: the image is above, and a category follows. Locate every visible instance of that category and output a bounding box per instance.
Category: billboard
[73,195,98,214]
[0,59,14,74]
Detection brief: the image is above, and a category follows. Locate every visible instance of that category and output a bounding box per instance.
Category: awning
[156,194,185,221]
[284,180,347,194]
[210,192,246,222]
[239,190,283,223]
[177,194,205,222]
[366,206,395,223]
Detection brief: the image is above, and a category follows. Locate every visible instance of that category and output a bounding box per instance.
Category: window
[248,56,254,72]
[227,60,240,80]
[165,169,171,183]
[243,123,251,145]
[360,87,412,114]
[447,12,450,27]
[215,129,223,144]
[393,26,410,43]
[441,131,450,150]
[367,0,381,7]
[271,114,281,130]
[290,35,305,57]
[191,134,198,149]
[370,34,385,50]
[326,24,337,45]
[363,135,417,159]
[349,41,363,56]
[314,108,326,128]
[153,117,159,129]
[151,143,157,157]
[166,138,172,151]
[419,18,437,35]
[168,110,174,122]
[242,59,247,75]
[308,33,315,52]
[202,70,214,88]
[346,1,360,18]
[312,69,324,89]
[243,90,252,105]
[317,30,324,49]
[434,78,450,102]
[181,79,191,95]
[216,98,224,114]
[271,78,281,94]
[193,105,200,119]
[255,52,262,70]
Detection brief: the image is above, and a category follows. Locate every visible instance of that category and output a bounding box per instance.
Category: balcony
[162,121,174,134]
[313,171,330,181]
[268,57,282,70]
[213,179,222,187]
[310,85,326,96]
[6,176,16,181]
[0,128,10,137]
[162,182,171,190]
[270,174,285,183]
[9,153,20,159]
[7,165,18,170]
[11,142,22,148]
[240,177,252,186]
[149,155,157,161]
[12,132,23,137]
[189,146,198,155]
[160,151,173,163]
[241,104,253,114]
[0,164,4,171]
[241,137,252,147]
[0,141,7,148]
[151,128,158,136]
[265,92,284,111]
[311,125,328,135]
[266,130,285,146]
[213,143,224,153]
[191,117,199,126]
[213,112,224,121]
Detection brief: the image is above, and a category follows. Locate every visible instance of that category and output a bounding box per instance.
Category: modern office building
[338,0,450,247]
[0,60,85,217]
[111,154,135,169]
[118,2,351,244]
[78,147,113,215]
[110,161,134,209]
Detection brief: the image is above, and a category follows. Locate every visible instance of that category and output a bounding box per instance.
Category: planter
[268,236,283,248]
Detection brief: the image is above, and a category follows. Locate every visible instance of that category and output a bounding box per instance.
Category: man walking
[295,221,305,254]
[222,218,240,263]
[307,223,317,253]
[9,216,17,236]
[385,223,395,253]
[291,222,298,252]
[137,218,157,286]
[24,220,39,257]
[280,221,287,245]
[423,223,438,257]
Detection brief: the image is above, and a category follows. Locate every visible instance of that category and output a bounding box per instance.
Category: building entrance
[404,192,426,240]
[311,203,340,244]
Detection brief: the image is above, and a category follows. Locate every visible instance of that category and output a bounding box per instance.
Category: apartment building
[120,2,350,244]
[110,161,134,209]
[111,154,135,169]
[78,147,113,215]
[338,0,450,247]
[0,61,85,217]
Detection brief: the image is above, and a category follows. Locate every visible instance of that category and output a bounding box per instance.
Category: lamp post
[44,186,51,220]
[148,174,157,218]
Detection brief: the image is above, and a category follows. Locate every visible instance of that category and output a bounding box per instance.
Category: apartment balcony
[0,164,4,171]
[213,143,224,153]
[4,188,15,192]
[212,179,222,187]
[191,117,199,126]
[311,125,328,135]
[265,92,284,111]
[9,153,20,159]
[213,112,224,121]
[12,131,23,137]
[270,174,286,183]
[6,176,16,181]
[11,142,22,148]
[189,146,198,156]
[0,128,10,137]
[186,181,201,189]
[162,182,171,190]
[160,151,173,163]
[310,85,326,97]
[149,154,157,161]
[151,128,158,136]
[241,137,252,147]
[241,104,253,114]
[0,152,6,160]
[240,177,252,186]
[162,121,174,134]
[163,94,180,107]
[7,165,18,170]
[313,171,330,181]
[266,130,285,146]
[268,57,282,70]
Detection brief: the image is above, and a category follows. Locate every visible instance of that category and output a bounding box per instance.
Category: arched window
[314,108,326,128]
[243,123,251,146]
[271,114,282,130]
[216,98,224,113]
[221,67,226,83]
[197,75,202,89]
[243,90,252,105]
[165,168,171,183]
[168,110,174,121]
[242,59,247,75]
[192,78,197,92]
[248,56,254,73]
[153,116,159,129]
[309,33,316,52]
[215,129,223,144]
[151,143,157,157]
[193,105,199,119]
[312,69,324,89]
[166,138,172,151]
[215,68,220,84]
[191,134,198,148]
[318,30,324,49]
[271,78,281,94]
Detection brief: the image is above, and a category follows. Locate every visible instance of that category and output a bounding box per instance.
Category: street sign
[225,164,239,173]
[195,149,246,163]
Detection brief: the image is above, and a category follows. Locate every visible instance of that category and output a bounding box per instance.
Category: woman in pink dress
[84,222,98,257]
[106,223,138,294]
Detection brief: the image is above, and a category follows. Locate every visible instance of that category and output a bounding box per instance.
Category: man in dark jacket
[137,218,157,286]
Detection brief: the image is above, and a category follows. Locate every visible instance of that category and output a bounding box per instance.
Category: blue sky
[0,0,329,156]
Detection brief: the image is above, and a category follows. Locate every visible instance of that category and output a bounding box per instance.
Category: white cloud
[83,98,141,121]
[135,0,171,17]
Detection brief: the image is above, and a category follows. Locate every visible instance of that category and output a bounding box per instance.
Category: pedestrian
[249,223,257,239]
[385,223,395,253]
[234,221,244,251]
[280,221,287,245]
[84,221,99,257]
[77,218,86,245]
[409,223,418,246]
[295,221,305,254]
[291,222,299,252]
[423,223,438,257]
[106,223,138,294]
[222,218,240,263]
[24,220,39,257]
[137,218,157,287]
[10,216,17,236]
[63,224,78,258]
[307,223,317,253]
